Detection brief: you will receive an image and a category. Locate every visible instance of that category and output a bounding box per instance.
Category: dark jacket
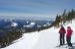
[59,27,66,34]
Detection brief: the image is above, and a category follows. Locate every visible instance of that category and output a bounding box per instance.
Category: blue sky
[0,0,75,19]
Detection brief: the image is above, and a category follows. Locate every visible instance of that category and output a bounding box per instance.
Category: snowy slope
[2,32,40,49]
[2,19,75,49]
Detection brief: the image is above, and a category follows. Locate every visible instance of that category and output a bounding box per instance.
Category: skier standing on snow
[66,26,73,47]
[59,25,66,46]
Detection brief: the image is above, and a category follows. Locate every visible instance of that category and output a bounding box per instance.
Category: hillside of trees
[52,9,75,28]
[37,9,75,30]
[0,28,23,48]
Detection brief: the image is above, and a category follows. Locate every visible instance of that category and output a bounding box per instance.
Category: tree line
[53,9,75,28]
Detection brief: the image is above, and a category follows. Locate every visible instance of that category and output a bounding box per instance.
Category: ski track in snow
[1,19,75,49]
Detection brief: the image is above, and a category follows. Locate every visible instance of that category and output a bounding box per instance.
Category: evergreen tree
[62,9,67,24]
[54,15,61,27]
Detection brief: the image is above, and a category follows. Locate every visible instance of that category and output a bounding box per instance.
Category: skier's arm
[71,29,73,35]
[59,29,61,33]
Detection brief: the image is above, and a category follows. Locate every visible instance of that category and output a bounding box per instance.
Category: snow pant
[66,37,72,47]
[59,33,65,45]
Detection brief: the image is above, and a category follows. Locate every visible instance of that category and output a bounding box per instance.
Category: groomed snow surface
[2,19,75,49]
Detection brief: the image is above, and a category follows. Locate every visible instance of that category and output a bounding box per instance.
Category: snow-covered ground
[2,19,75,49]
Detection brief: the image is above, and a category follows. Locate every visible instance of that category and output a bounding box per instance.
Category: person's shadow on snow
[63,43,75,49]
[71,43,75,49]
[72,46,75,49]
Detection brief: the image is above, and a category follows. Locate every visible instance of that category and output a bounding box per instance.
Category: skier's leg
[67,37,72,47]
[62,34,65,45]
[66,37,70,46]
[69,37,72,47]
[60,34,62,45]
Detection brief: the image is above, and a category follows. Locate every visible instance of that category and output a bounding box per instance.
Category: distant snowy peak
[11,22,18,27]
[30,22,36,26]
[23,22,36,28]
